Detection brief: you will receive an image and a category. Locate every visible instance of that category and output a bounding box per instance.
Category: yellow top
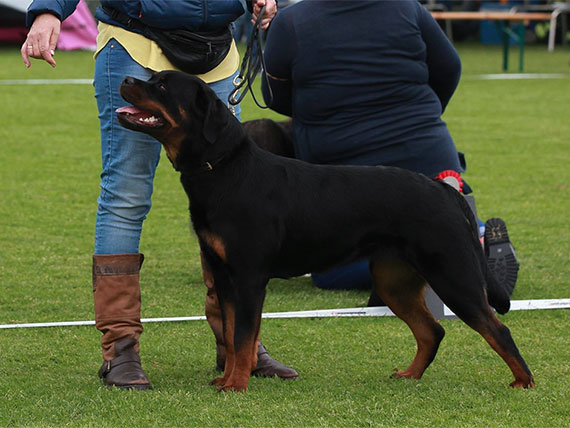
[95,22,240,83]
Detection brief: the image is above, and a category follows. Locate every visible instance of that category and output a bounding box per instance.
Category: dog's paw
[210,376,227,387]
[216,375,250,392]
[391,368,421,380]
[390,370,409,379]
[510,377,535,389]
[217,383,248,393]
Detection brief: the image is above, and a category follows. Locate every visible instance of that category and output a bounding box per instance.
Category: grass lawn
[1,42,569,427]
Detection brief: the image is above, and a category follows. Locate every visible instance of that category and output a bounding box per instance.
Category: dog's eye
[157,82,167,92]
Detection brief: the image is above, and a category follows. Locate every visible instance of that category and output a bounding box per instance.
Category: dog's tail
[453,190,511,314]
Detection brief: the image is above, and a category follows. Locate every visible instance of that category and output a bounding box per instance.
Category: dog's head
[117,71,243,170]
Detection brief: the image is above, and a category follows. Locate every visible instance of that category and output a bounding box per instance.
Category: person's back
[263,0,519,297]
[263,0,462,176]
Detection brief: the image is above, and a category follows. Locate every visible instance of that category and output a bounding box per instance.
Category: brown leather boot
[93,253,151,390]
[203,262,298,379]
[252,342,298,379]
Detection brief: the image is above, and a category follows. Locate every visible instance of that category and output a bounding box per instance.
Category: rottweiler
[116,71,534,392]
[243,118,294,159]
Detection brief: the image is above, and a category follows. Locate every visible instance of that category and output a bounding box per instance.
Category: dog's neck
[178,135,251,180]
[177,150,230,175]
[179,137,257,233]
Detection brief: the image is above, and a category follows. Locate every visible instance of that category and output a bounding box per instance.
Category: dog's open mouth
[116,105,165,128]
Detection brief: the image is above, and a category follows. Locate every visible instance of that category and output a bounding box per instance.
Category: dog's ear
[200,86,227,144]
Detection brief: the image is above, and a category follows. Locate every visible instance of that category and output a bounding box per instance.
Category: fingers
[251,16,274,31]
[21,39,57,68]
[259,17,273,31]
[20,42,31,68]
[21,13,61,68]
[23,38,56,68]
[45,27,60,66]
[251,17,274,31]
[251,0,277,30]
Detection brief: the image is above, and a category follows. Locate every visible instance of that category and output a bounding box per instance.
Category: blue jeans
[93,39,241,254]
[312,260,372,290]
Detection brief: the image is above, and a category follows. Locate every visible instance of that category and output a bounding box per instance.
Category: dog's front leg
[210,300,236,388]
[218,279,267,392]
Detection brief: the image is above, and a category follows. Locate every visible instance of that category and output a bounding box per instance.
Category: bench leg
[498,20,526,72]
[500,22,509,71]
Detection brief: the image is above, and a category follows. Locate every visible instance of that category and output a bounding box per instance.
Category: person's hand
[21,13,61,68]
[251,0,277,30]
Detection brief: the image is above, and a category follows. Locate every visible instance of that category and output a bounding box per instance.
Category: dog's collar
[178,157,222,175]
[175,138,247,178]
[197,160,215,173]
[179,143,245,177]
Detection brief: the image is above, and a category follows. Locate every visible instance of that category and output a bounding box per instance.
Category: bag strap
[103,6,147,33]
[228,6,273,109]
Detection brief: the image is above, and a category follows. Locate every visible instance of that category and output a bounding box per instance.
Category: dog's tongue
[116,105,142,114]
[116,105,164,127]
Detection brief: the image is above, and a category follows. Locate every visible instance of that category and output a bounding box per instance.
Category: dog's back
[228,143,483,283]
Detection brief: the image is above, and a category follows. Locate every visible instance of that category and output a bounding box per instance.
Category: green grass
[1,43,569,427]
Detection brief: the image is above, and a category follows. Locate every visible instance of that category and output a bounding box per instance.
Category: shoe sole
[216,365,299,380]
[485,218,520,296]
[107,383,153,391]
[252,370,299,380]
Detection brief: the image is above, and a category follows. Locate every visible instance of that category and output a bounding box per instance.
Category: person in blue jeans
[261,0,519,302]
[22,0,297,390]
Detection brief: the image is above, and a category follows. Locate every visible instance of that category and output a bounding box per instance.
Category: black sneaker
[484,218,520,296]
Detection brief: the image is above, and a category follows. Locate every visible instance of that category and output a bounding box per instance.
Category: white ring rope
[1,299,568,330]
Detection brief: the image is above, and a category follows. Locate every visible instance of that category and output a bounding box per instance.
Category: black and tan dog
[116,71,534,392]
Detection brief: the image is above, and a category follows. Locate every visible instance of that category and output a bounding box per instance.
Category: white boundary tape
[0,299,568,330]
[471,73,568,80]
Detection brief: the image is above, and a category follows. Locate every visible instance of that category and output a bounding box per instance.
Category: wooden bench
[430,11,553,72]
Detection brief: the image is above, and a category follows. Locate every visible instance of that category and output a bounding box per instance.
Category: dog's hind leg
[474,311,534,388]
[426,267,534,388]
[370,258,445,380]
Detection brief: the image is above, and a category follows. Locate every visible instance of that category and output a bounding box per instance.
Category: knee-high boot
[202,254,298,379]
[92,253,151,389]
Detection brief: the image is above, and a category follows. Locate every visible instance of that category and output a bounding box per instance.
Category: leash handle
[228,5,273,109]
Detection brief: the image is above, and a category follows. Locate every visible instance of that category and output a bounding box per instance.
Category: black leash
[228,5,273,109]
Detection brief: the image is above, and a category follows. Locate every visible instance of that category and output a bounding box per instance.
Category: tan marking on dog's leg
[221,334,257,392]
[475,310,534,388]
[199,231,227,262]
[251,332,260,372]
[200,252,214,288]
[203,255,228,369]
[218,309,262,392]
[211,304,235,387]
[371,258,445,380]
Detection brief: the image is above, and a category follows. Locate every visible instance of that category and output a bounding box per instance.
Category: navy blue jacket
[27,0,245,32]
[262,0,464,178]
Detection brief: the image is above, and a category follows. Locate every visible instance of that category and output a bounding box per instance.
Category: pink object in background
[57,0,97,51]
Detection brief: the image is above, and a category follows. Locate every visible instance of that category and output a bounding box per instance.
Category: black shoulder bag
[104,6,233,75]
